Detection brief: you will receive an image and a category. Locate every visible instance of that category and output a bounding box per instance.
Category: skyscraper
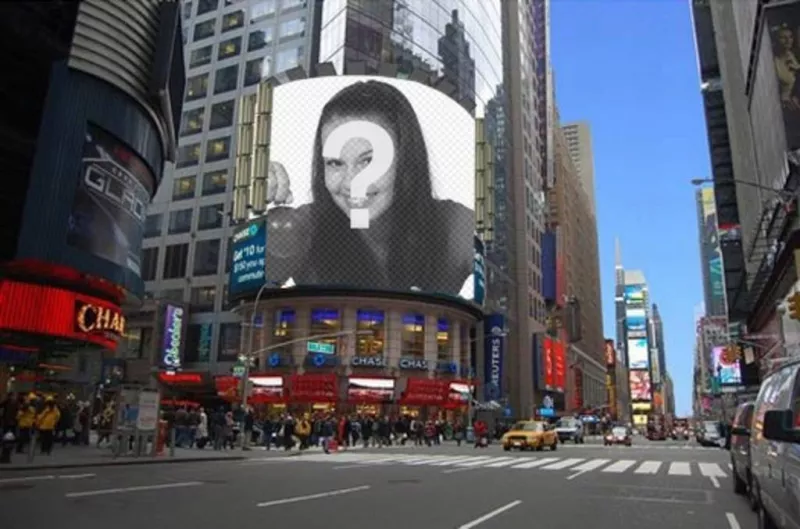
[560,121,596,215]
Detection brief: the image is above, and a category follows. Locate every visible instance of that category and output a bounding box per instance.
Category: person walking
[36,398,61,455]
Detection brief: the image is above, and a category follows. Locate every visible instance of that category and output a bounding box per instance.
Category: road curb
[0,455,246,472]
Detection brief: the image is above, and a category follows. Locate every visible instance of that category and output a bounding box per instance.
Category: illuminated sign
[604,341,615,367]
[0,280,123,350]
[75,301,125,336]
[399,357,429,370]
[162,305,184,369]
[351,356,388,368]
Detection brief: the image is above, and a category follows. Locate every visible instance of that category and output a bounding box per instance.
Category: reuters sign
[75,301,125,336]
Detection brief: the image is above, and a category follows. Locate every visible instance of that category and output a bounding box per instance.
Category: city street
[0,440,755,529]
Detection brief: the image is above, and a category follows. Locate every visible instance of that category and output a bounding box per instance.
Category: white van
[749,359,800,529]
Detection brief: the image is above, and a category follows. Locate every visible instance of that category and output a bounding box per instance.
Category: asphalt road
[0,439,755,529]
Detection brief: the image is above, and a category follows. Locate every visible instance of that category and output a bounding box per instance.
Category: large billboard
[765,2,800,152]
[700,188,725,315]
[261,76,476,298]
[66,124,154,277]
[627,337,649,370]
[229,219,267,298]
[712,345,742,385]
[624,284,645,306]
[484,314,505,400]
[626,307,647,338]
[629,370,652,402]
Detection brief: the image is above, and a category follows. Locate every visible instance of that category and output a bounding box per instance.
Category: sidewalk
[0,444,245,472]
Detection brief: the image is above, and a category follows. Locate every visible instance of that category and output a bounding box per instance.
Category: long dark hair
[302,80,446,290]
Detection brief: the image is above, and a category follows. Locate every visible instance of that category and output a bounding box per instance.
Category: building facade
[695,187,727,318]
[0,1,184,397]
[560,121,596,215]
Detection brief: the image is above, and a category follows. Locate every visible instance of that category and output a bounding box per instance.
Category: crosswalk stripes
[269,452,729,478]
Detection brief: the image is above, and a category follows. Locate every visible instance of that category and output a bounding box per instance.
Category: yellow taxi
[501,420,558,451]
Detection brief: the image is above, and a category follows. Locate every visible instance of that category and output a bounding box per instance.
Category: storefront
[346,376,395,415]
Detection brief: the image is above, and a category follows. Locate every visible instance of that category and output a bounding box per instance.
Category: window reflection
[401,313,425,357]
[276,46,303,71]
[356,309,385,356]
[437,318,450,362]
[273,309,296,341]
[310,308,341,352]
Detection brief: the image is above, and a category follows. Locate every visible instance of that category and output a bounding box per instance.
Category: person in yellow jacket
[296,415,312,450]
[36,398,61,455]
[15,396,38,454]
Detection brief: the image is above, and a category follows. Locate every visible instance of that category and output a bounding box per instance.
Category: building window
[356,309,384,356]
[276,46,303,72]
[202,170,228,195]
[221,10,244,32]
[250,0,276,22]
[247,28,273,51]
[176,143,201,168]
[244,57,271,86]
[218,36,242,60]
[273,308,296,343]
[281,0,306,12]
[162,289,185,302]
[218,323,241,361]
[183,1,194,19]
[209,100,235,130]
[279,17,305,40]
[436,318,451,362]
[401,313,425,357]
[310,308,340,353]
[144,214,162,238]
[193,20,215,41]
[214,65,238,94]
[185,73,209,101]
[180,108,204,137]
[172,176,196,201]
[190,286,216,311]
[189,45,213,68]
[163,243,189,279]
[198,204,224,230]
[141,247,159,281]
[168,209,192,234]
[197,0,218,16]
[193,239,220,275]
[206,137,231,162]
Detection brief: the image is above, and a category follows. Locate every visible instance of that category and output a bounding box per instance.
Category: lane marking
[668,462,692,476]
[726,512,741,529]
[709,476,720,488]
[455,456,497,467]
[484,458,524,468]
[542,458,584,470]
[59,474,96,480]
[407,456,453,465]
[432,456,479,466]
[332,463,387,470]
[65,481,203,498]
[457,500,523,529]
[443,466,479,474]
[634,461,662,474]
[510,457,558,469]
[601,460,637,473]
[257,485,370,508]
[567,458,611,479]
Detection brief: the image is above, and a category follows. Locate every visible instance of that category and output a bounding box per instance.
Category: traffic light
[789,292,800,320]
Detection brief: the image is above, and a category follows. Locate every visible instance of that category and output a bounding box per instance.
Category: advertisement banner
[625,307,647,338]
[604,340,616,368]
[473,235,486,307]
[66,123,154,276]
[765,2,800,152]
[347,377,395,403]
[629,370,652,402]
[651,347,662,386]
[624,284,645,305]
[627,337,649,370]
[700,188,726,315]
[229,218,267,298]
[712,346,742,385]
[543,336,555,389]
[484,314,505,400]
[262,76,476,298]
[554,339,566,392]
[161,304,185,369]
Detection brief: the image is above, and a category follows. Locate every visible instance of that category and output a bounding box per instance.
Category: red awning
[444,380,472,409]
[215,375,286,404]
[287,373,338,403]
[399,378,450,406]
[347,376,395,404]
[159,372,206,385]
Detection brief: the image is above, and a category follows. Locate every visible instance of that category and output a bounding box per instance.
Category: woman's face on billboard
[321,113,398,223]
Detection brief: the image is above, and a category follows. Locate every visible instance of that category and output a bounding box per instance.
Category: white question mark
[321,120,395,229]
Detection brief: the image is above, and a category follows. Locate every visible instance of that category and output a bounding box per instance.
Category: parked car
[604,426,632,446]
[729,400,756,509]
[554,417,584,444]
[501,420,558,451]
[696,420,723,447]
[749,359,800,529]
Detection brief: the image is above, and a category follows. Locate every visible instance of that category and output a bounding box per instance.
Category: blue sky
[550,0,707,416]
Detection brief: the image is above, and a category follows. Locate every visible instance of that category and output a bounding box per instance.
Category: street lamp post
[690,177,796,201]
